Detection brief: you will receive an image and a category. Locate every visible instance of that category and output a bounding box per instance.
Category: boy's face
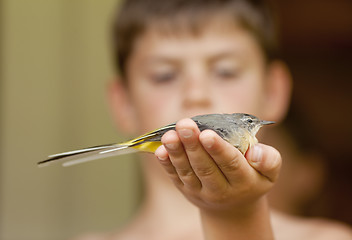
[123,23,272,133]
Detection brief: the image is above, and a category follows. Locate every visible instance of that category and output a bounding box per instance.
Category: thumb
[245,143,282,182]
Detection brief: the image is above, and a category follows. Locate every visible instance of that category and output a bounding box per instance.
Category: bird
[38,113,274,167]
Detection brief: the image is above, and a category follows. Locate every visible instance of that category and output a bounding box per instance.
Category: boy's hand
[154,118,282,214]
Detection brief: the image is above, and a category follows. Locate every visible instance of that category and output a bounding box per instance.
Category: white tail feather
[62,146,138,167]
[39,144,139,167]
[48,145,111,158]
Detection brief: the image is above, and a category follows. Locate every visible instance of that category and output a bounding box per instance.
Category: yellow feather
[130,141,162,153]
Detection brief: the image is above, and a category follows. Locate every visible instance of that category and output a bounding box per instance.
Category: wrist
[200,196,274,240]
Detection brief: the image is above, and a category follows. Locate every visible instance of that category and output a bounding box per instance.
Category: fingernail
[155,146,168,161]
[202,137,214,149]
[179,129,193,138]
[250,145,263,163]
[165,143,177,150]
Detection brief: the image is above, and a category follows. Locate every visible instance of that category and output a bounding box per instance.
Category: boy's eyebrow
[144,51,242,65]
[144,57,180,66]
[207,51,242,63]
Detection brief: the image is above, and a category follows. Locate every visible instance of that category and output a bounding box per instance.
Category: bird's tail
[39,123,173,167]
[38,143,138,167]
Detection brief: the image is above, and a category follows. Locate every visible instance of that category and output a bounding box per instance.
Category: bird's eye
[247,119,253,123]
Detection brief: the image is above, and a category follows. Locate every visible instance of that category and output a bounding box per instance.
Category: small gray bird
[38,113,274,167]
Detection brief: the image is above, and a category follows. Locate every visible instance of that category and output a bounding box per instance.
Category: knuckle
[158,158,172,167]
[167,147,185,159]
[194,165,216,177]
[177,167,195,178]
[217,157,240,172]
[184,142,199,152]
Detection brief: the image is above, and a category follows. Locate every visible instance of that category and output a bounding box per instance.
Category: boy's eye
[150,71,177,84]
[213,67,239,81]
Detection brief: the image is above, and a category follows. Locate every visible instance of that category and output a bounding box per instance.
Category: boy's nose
[182,75,211,109]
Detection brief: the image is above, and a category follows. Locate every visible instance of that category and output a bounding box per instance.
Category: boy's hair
[112,0,279,77]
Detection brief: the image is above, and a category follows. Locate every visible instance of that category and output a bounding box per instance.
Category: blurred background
[0,0,351,239]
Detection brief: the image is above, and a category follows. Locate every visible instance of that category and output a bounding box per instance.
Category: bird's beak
[260,120,275,125]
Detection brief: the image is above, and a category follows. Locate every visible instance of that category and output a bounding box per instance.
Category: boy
[79,0,352,239]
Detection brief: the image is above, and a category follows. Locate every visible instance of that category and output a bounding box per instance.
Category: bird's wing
[127,123,177,145]
[130,116,229,145]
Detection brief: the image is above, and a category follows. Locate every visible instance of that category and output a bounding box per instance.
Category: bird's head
[238,113,275,136]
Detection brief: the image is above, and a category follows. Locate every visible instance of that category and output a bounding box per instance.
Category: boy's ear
[263,61,292,122]
[107,78,137,135]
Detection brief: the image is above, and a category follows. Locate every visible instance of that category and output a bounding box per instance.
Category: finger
[155,145,183,186]
[245,143,282,182]
[161,130,201,188]
[175,119,227,189]
[199,130,250,183]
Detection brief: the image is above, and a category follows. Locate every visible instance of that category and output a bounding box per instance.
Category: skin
[155,120,280,239]
[76,20,352,240]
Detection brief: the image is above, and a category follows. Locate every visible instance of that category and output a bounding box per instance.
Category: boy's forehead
[147,12,238,37]
[131,20,261,61]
